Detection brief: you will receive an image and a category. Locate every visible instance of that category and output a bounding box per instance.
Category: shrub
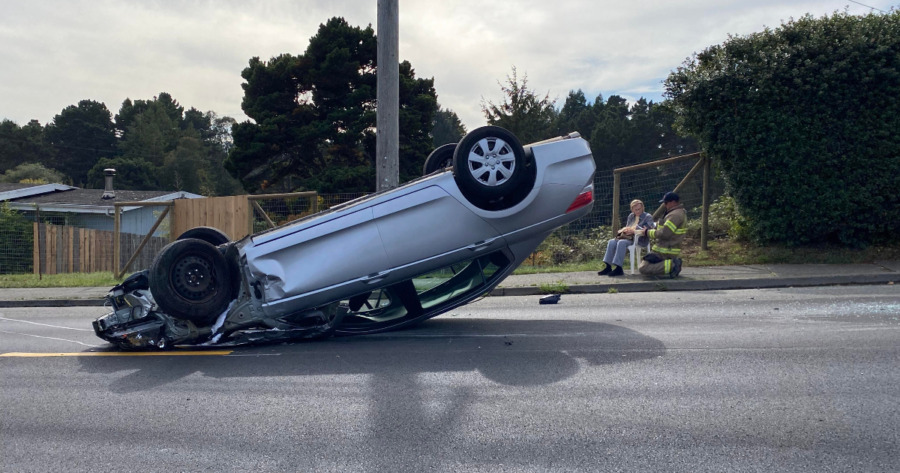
[666,12,900,247]
[532,226,611,266]
[0,203,33,274]
[685,194,750,242]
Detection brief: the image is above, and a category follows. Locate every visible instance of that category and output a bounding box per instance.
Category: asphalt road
[1,285,898,472]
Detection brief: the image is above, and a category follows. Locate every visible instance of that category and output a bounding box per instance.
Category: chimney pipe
[101,168,116,200]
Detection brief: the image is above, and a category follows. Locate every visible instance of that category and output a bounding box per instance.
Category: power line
[847,0,888,13]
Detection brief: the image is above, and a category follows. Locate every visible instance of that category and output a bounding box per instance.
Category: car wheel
[422,143,456,175]
[453,126,530,209]
[149,238,234,325]
[176,226,231,246]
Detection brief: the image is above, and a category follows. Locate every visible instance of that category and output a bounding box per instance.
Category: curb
[0,299,107,308]
[489,273,900,297]
[0,274,896,308]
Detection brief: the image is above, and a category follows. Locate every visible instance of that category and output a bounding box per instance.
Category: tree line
[0,16,694,196]
[6,11,894,249]
[0,93,244,196]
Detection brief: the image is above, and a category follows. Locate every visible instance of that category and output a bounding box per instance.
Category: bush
[532,226,610,266]
[0,203,33,274]
[685,194,750,242]
[666,11,900,247]
[0,163,65,184]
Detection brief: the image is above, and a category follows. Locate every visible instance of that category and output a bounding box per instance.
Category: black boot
[597,264,612,276]
[670,258,682,278]
[608,265,624,277]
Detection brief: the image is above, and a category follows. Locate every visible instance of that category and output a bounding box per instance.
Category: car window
[338,251,510,331]
[415,254,506,310]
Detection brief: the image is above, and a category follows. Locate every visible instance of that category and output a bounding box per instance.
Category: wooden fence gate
[171,195,252,241]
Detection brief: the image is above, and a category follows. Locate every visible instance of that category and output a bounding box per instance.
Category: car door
[371,184,506,281]
[242,207,391,314]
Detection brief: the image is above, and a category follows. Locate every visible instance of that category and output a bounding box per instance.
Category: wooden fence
[33,223,166,275]
[171,195,252,241]
[30,192,319,276]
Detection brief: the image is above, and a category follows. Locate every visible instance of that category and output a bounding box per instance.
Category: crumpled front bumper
[93,289,210,350]
[93,272,210,350]
[92,271,343,350]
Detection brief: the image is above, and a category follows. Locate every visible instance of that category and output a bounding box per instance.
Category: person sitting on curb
[598,199,655,277]
[623,191,686,278]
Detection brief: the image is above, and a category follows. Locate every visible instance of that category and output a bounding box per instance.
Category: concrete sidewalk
[0,261,898,307]
[494,260,900,296]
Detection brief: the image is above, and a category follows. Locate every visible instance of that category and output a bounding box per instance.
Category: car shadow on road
[78,318,665,392]
[77,318,666,470]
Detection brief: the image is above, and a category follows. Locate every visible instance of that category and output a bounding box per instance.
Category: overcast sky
[1,0,895,131]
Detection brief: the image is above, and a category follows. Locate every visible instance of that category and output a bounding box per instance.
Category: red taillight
[566,186,594,213]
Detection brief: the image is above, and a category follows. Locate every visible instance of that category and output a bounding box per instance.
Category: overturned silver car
[94,127,595,349]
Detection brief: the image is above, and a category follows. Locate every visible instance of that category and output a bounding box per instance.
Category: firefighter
[624,191,686,278]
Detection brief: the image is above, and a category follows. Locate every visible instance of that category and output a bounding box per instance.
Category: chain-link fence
[0,203,174,276]
[567,156,722,238]
[0,203,36,274]
[532,154,726,266]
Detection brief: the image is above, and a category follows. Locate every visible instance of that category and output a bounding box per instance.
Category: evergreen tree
[227,17,437,193]
[481,67,557,144]
[554,90,596,138]
[432,107,466,147]
[44,100,117,186]
[86,157,159,190]
[0,119,54,173]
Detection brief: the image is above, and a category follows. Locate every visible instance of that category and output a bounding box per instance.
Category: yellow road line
[0,350,233,357]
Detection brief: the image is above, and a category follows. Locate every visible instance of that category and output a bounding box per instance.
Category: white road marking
[0,315,94,332]
[0,329,100,348]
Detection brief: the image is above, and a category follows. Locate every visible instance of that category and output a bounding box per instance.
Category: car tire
[149,238,234,325]
[453,126,531,210]
[176,226,231,246]
[422,143,456,175]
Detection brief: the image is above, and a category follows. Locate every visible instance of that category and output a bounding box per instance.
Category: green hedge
[665,12,900,246]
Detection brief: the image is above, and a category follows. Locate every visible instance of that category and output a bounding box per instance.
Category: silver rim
[466,137,516,187]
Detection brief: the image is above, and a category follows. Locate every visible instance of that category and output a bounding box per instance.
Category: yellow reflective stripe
[653,246,682,255]
[664,220,687,235]
[648,229,656,238]
[664,259,672,273]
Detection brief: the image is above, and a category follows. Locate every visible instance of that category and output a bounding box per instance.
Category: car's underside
[94,251,514,349]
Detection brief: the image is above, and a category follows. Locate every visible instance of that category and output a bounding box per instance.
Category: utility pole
[376,0,399,191]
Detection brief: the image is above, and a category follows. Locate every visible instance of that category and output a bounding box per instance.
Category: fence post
[35,204,42,279]
[701,154,711,251]
[247,196,253,237]
[113,205,121,277]
[652,157,706,219]
[611,172,621,235]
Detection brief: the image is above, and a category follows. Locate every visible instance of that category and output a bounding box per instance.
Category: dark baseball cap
[659,191,680,203]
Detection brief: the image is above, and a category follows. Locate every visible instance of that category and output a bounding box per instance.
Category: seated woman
[598,199,655,277]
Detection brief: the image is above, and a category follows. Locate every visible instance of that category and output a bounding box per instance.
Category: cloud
[0,0,891,130]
